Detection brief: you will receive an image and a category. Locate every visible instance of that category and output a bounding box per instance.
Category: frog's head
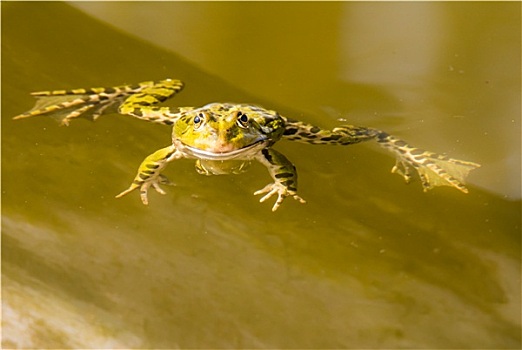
[173,103,285,160]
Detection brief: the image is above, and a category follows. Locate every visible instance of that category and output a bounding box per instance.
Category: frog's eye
[236,112,249,128]
[193,112,206,129]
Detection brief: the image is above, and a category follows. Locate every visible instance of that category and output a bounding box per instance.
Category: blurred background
[2,2,520,348]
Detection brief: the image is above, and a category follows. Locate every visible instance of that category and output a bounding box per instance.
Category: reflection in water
[3,2,521,348]
[340,2,445,85]
[3,200,520,348]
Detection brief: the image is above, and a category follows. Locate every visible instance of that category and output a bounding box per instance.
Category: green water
[2,2,520,348]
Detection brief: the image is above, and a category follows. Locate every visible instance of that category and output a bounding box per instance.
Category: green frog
[14,79,480,211]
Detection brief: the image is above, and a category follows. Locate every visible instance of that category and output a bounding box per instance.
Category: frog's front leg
[254,148,306,212]
[116,145,183,205]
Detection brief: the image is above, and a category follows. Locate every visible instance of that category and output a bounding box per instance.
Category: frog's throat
[177,140,269,160]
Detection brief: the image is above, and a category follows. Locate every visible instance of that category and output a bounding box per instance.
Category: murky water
[2,2,520,348]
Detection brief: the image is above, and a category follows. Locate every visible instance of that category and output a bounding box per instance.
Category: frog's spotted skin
[14,79,480,211]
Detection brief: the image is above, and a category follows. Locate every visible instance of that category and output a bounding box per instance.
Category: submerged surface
[2,2,521,348]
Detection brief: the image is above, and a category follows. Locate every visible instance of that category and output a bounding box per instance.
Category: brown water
[2,2,520,348]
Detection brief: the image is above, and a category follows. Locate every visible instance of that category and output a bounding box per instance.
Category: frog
[13,79,480,211]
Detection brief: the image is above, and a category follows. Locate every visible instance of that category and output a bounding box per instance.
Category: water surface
[2,2,520,348]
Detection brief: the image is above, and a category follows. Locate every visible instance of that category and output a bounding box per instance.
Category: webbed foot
[378,133,480,193]
[254,182,306,212]
[406,153,480,193]
[391,159,413,184]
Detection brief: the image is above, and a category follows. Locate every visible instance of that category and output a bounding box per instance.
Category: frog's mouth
[178,139,268,160]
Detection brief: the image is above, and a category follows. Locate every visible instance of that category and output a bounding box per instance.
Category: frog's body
[14,79,480,211]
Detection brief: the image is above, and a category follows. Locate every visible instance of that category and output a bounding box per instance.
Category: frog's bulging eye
[236,112,249,128]
[193,113,206,129]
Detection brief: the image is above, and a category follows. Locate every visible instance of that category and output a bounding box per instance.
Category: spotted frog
[14,79,480,211]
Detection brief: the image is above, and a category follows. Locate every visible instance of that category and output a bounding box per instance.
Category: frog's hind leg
[117,79,186,125]
[13,88,109,126]
[376,132,480,193]
[283,118,380,145]
[13,79,184,126]
[282,118,480,193]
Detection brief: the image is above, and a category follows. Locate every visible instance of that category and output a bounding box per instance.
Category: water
[2,2,520,348]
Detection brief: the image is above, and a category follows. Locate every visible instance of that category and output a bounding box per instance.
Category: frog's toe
[116,178,168,205]
[391,160,413,184]
[151,182,167,195]
[139,184,151,205]
[254,183,306,211]
[158,174,175,186]
[293,194,307,204]
[115,183,139,200]
[254,183,277,202]
[115,182,151,205]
